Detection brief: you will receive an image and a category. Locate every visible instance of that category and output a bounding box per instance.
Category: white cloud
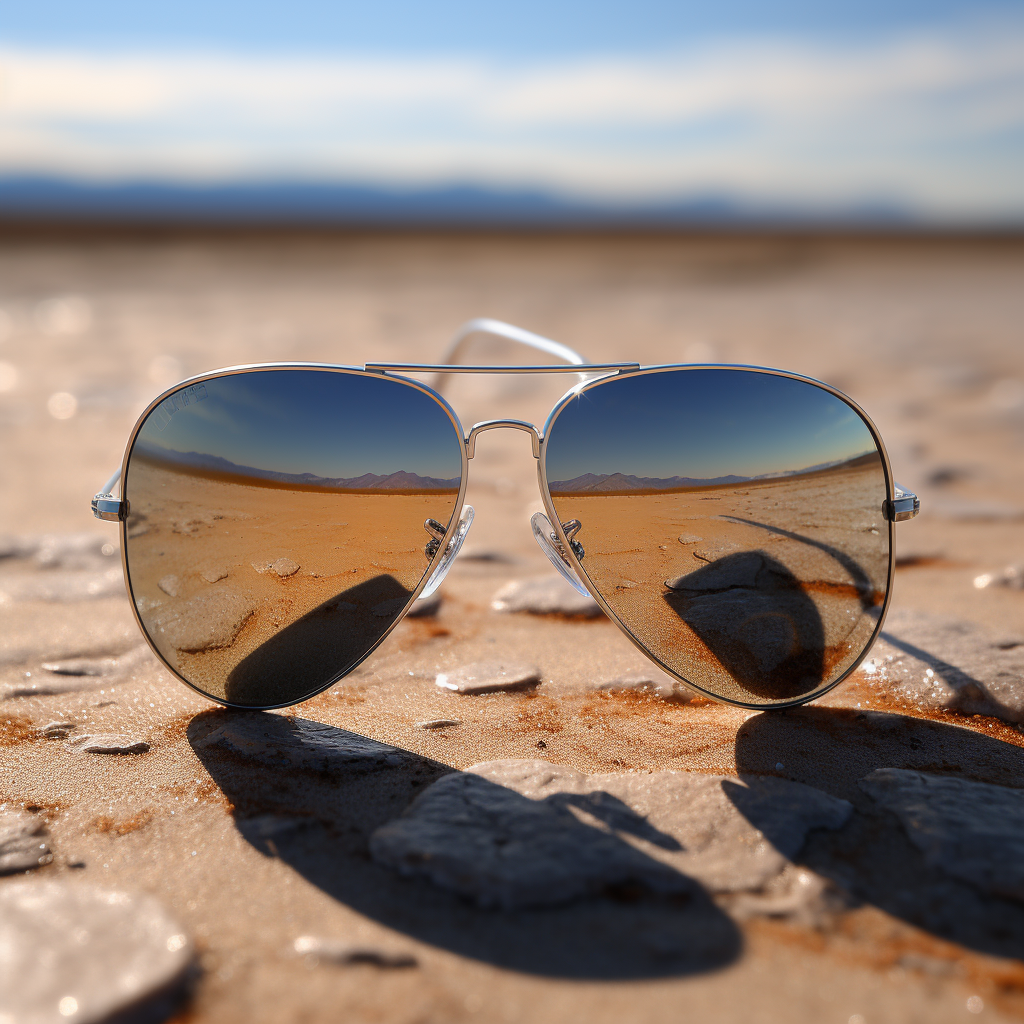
[0,22,1021,218]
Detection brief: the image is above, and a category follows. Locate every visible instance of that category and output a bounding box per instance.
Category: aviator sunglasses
[91,319,920,711]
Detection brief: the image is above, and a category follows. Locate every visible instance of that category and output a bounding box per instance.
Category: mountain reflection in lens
[544,368,889,706]
[123,369,463,707]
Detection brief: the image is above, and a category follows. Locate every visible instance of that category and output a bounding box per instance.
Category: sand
[1,230,1023,1024]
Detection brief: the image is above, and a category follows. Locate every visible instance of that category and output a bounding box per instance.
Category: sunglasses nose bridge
[465,419,541,459]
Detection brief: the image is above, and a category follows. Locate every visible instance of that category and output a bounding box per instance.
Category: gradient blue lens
[544,368,889,706]
[123,368,463,708]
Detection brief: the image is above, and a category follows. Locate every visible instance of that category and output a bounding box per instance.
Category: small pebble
[293,936,417,968]
[0,811,53,874]
[39,720,76,739]
[68,734,150,754]
[158,574,181,597]
[491,577,601,618]
[415,719,461,729]
[271,558,300,578]
[0,880,192,1023]
[436,662,541,695]
[200,567,229,584]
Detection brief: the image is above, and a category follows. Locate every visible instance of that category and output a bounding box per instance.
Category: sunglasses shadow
[224,574,414,708]
[733,705,1024,962]
[662,550,827,700]
[187,710,741,980]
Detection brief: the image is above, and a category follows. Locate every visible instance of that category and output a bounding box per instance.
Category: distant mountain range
[548,451,877,493]
[133,440,459,492]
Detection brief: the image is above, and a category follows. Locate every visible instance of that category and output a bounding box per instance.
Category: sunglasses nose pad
[418,504,475,600]
[530,512,591,596]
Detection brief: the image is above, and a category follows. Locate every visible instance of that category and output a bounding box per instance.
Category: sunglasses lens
[544,368,889,706]
[123,369,463,708]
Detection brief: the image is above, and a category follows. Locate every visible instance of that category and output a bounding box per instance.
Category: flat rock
[0,880,192,1023]
[200,567,229,584]
[595,670,693,702]
[677,532,703,545]
[41,656,118,677]
[69,734,150,754]
[0,812,53,874]
[861,607,1024,724]
[271,558,300,578]
[39,721,76,739]
[491,577,601,618]
[860,769,1024,902]
[157,574,181,597]
[5,647,153,699]
[414,718,461,729]
[148,586,254,652]
[293,936,417,968]
[435,662,541,694]
[191,713,414,772]
[370,760,851,909]
[0,568,124,603]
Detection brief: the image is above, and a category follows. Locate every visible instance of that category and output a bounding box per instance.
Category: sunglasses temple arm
[430,318,590,396]
[91,467,126,522]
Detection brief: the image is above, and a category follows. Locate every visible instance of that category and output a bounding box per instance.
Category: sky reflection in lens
[546,369,874,486]
[136,369,462,486]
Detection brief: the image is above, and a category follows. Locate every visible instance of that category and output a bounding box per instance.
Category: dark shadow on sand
[663,550,826,700]
[188,710,740,980]
[225,574,414,707]
[733,705,1024,961]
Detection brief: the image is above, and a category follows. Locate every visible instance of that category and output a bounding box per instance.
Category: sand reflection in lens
[544,368,889,706]
[123,369,463,708]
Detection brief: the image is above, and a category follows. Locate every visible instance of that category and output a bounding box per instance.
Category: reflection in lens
[123,369,463,708]
[544,368,889,706]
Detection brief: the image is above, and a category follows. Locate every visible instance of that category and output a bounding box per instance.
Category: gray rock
[370,760,851,909]
[974,564,1024,590]
[860,769,1024,902]
[0,880,192,1023]
[157,574,181,597]
[491,577,601,618]
[39,721,76,739]
[595,670,692,702]
[68,734,150,754]
[191,713,414,772]
[414,719,461,729]
[0,812,53,874]
[200,567,229,584]
[271,557,300,578]
[148,586,254,652]
[293,936,417,968]
[435,662,541,695]
[0,568,124,603]
[861,607,1024,724]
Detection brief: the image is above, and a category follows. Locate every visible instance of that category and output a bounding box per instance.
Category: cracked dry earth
[1,232,1024,1024]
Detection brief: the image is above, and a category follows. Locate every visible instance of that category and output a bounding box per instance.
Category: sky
[133,371,464,482]
[1,1,1022,221]
[544,370,877,483]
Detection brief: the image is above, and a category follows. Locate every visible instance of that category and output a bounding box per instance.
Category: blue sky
[1,1,1021,221]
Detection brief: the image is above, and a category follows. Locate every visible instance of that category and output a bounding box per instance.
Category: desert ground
[1,229,1023,1024]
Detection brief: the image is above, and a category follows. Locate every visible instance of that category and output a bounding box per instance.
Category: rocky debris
[595,670,693,702]
[721,864,850,927]
[491,577,601,618]
[39,721,76,739]
[293,936,417,968]
[415,719,461,729]
[0,568,124,603]
[370,760,851,910]
[271,558,300,578]
[0,812,53,874]
[200,567,229,584]
[435,662,541,695]
[0,880,192,1023]
[148,587,254,652]
[68,734,150,754]
[191,713,414,773]
[407,593,442,618]
[4,647,153,699]
[860,769,1024,902]
[859,607,1024,724]
[158,574,181,597]
[974,564,1024,590]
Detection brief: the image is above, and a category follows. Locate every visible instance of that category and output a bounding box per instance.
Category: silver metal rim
[537,362,897,712]
[116,361,470,711]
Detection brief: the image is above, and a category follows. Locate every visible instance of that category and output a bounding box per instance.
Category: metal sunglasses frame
[92,317,920,712]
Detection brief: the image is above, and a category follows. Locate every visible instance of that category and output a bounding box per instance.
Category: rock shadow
[663,550,826,700]
[733,706,1024,961]
[188,710,740,980]
[225,574,413,707]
